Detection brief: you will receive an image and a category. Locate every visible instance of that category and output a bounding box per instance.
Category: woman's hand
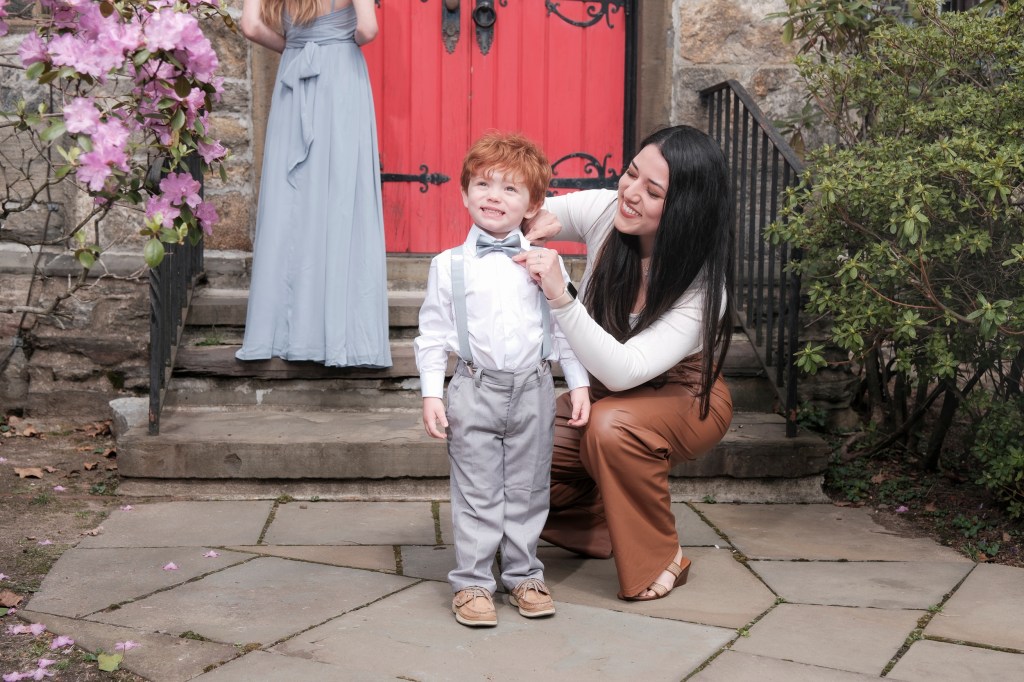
[522,209,562,245]
[512,248,567,302]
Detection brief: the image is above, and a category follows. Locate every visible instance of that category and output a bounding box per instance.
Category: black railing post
[699,80,805,437]
[147,156,205,435]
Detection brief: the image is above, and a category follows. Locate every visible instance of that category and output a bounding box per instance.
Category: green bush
[768,2,1024,475]
[970,395,1024,520]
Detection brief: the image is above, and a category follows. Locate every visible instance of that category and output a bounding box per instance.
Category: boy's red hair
[460,131,552,209]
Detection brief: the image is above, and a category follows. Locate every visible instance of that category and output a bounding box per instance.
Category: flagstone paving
[17,501,1024,681]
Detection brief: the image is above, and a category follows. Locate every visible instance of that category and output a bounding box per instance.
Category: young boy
[415,131,591,628]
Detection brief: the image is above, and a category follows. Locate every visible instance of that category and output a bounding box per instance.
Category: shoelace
[459,586,492,603]
[514,577,548,596]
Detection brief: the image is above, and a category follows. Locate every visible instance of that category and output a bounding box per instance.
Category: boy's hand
[422,397,449,439]
[566,387,591,428]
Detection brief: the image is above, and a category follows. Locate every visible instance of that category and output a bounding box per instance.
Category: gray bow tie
[475,234,522,258]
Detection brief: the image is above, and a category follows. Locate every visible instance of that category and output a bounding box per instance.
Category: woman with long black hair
[516,125,734,601]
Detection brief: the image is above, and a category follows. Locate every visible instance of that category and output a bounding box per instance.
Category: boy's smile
[462,169,539,240]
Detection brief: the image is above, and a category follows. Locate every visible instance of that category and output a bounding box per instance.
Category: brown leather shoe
[452,587,497,627]
[509,578,556,618]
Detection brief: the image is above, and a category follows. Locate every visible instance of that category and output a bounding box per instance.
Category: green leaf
[40,121,67,142]
[133,49,152,66]
[174,78,193,98]
[97,652,123,672]
[171,108,186,131]
[77,250,96,269]
[144,238,166,268]
[26,62,46,81]
[159,228,181,243]
[0,607,8,616]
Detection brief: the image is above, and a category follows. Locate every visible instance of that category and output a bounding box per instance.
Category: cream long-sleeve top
[414,226,590,399]
[541,189,728,392]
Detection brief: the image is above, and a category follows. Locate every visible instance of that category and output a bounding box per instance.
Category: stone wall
[672,0,803,129]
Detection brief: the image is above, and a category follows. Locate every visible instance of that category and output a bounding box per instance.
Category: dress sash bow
[280,41,322,187]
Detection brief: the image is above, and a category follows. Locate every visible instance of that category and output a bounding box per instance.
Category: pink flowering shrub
[1,0,231,267]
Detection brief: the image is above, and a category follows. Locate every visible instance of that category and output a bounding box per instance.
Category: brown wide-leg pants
[541,357,733,599]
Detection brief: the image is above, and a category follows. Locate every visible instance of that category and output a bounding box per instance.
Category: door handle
[442,0,460,54]
[473,0,496,56]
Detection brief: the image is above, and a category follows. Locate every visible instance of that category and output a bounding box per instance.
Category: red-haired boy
[415,131,591,627]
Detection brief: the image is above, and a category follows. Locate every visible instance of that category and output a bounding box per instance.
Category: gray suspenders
[450,245,551,367]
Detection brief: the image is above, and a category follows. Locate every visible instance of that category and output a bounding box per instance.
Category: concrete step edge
[119,408,830,480]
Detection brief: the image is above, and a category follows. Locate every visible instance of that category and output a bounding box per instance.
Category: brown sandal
[620,553,691,602]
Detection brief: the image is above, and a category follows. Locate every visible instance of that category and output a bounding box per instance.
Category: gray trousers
[446,360,555,594]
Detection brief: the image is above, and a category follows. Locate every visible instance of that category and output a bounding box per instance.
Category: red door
[362,1,632,254]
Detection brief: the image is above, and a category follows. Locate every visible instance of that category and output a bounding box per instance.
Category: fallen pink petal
[27,623,46,636]
[0,457,7,463]
[162,562,178,571]
[3,671,26,681]
[895,505,909,513]
[34,661,54,670]
[0,572,9,581]
[202,550,219,558]
[36,540,52,546]
[52,486,66,492]
[114,640,140,651]
[119,505,133,511]
[49,635,74,649]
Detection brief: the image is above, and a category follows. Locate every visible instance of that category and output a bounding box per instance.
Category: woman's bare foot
[635,546,685,599]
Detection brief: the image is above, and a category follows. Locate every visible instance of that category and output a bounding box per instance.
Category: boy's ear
[524,202,542,221]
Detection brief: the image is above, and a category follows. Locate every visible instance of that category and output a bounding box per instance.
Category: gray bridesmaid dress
[236,3,392,368]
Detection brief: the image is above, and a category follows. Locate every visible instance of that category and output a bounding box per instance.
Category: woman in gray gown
[238,0,392,368]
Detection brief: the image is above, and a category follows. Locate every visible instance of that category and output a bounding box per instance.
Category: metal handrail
[148,155,205,435]
[700,80,805,437]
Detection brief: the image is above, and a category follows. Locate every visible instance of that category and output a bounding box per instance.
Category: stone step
[173,337,767,380]
[202,254,590,291]
[187,289,425,329]
[163,374,778,413]
[166,334,777,412]
[118,408,829,481]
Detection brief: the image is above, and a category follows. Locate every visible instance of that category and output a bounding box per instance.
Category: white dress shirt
[542,189,729,392]
[414,226,590,399]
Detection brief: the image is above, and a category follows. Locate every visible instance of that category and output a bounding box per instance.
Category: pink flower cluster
[0,0,9,38]
[23,1,222,88]
[18,0,228,240]
[145,172,219,234]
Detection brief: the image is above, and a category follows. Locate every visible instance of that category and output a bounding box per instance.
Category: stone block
[89,557,416,644]
[209,20,248,80]
[731,603,924,675]
[678,0,797,66]
[270,580,736,680]
[207,114,250,151]
[203,191,253,251]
